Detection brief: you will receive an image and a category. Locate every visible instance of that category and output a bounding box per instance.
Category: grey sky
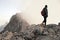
[0,0,60,25]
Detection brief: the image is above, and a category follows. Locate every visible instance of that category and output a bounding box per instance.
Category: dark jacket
[42,7,48,17]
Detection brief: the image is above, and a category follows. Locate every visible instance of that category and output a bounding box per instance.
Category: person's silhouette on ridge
[41,5,48,25]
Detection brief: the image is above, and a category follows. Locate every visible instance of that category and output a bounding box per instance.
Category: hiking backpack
[41,9,44,16]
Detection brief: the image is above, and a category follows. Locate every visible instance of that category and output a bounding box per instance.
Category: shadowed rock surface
[1,14,29,33]
[0,14,60,40]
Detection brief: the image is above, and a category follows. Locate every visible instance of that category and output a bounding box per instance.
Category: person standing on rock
[41,5,48,25]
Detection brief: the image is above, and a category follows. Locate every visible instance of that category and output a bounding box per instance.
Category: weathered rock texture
[0,14,60,40]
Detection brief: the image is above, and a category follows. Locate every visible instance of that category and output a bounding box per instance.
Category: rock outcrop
[1,13,29,33]
[0,13,60,40]
[0,23,60,40]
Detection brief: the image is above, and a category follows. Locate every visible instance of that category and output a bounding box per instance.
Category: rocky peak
[1,13,29,33]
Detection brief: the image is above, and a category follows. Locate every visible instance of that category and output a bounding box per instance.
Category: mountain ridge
[0,13,60,40]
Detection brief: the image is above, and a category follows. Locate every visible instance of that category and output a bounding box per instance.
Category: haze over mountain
[0,13,60,40]
[1,13,30,33]
[0,0,60,39]
[0,0,60,25]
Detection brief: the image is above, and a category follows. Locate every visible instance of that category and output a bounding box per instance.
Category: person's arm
[47,9,48,17]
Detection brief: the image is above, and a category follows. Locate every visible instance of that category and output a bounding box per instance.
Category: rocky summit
[1,13,29,33]
[0,13,60,40]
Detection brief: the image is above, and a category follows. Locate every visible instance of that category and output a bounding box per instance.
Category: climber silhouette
[41,5,48,25]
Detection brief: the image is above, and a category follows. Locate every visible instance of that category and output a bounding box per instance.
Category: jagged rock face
[58,22,60,26]
[2,14,29,33]
[13,24,60,40]
[0,23,60,40]
[1,14,60,40]
[46,24,57,28]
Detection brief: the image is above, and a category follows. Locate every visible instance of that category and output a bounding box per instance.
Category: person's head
[45,5,47,8]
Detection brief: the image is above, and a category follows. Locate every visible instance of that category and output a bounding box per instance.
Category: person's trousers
[43,17,47,25]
